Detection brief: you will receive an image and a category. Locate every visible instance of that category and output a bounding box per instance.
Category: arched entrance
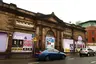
[45,30,55,49]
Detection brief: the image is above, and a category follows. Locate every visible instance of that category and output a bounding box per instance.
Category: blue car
[38,48,66,61]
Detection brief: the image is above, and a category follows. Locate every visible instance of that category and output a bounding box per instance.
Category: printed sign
[12,32,34,52]
[46,37,55,49]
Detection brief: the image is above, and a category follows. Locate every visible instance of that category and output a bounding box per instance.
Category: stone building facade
[0,1,86,59]
[62,23,86,52]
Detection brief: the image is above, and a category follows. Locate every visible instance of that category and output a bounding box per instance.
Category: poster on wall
[46,37,55,49]
[75,41,85,52]
[75,36,85,52]
[12,32,34,52]
[63,39,74,52]
[0,33,8,52]
[70,44,74,52]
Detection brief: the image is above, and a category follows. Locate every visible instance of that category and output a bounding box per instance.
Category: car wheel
[45,56,50,61]
[93,53,95,56]
[62,55,66,59]
[87,53,90,57]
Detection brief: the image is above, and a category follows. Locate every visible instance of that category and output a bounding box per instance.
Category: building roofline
[79,20,96,25]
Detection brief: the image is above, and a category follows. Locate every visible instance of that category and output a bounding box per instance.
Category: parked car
[79,48,95,57]
[37,48,66,61]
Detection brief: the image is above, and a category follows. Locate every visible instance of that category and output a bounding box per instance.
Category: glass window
[88,49,93,51]
[92,32,94,35]
[47,49,54,52]
[53,49,59,52]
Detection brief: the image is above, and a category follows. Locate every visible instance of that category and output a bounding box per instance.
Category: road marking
[91,61,96,64]
[28,62,39,64]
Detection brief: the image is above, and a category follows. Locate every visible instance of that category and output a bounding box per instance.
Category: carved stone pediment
[47,17,57,23]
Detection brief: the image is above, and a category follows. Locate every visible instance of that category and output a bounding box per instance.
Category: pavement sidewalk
[0,53,79,61]
[66,53,79,57]
[0,58,38,62]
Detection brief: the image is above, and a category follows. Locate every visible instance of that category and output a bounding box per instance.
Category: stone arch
[46,30,55,37]
[45,30,55,49]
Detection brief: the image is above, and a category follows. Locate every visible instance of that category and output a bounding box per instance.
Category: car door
[47,49,56,60]
[88,49,94,55]
[53,49,60,59]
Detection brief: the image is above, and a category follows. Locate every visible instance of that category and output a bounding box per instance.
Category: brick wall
[86,26,96,43]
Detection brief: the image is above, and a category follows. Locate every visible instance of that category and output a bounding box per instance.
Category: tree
[75,21,82,25]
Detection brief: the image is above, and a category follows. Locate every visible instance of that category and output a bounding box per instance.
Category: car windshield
[82,48,87,50]
[53,49,59,52]
[42,50,49,53]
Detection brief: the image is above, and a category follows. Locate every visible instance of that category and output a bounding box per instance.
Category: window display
[11,32,34,52]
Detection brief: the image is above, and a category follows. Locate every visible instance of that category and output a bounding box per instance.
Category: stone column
[35,26,39,49]
[60,32,64,52]
[41,28,45,50]
[56,31,59,50]
[6,32,13,58]
[6,32,13,52]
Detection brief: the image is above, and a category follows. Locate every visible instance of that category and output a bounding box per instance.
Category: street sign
[32,33,35,38]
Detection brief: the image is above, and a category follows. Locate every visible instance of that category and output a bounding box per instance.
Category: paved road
[1,56,96,64]
[37,56,96,64]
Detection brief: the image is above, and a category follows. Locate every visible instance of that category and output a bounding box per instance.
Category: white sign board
[63,39,73,52]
